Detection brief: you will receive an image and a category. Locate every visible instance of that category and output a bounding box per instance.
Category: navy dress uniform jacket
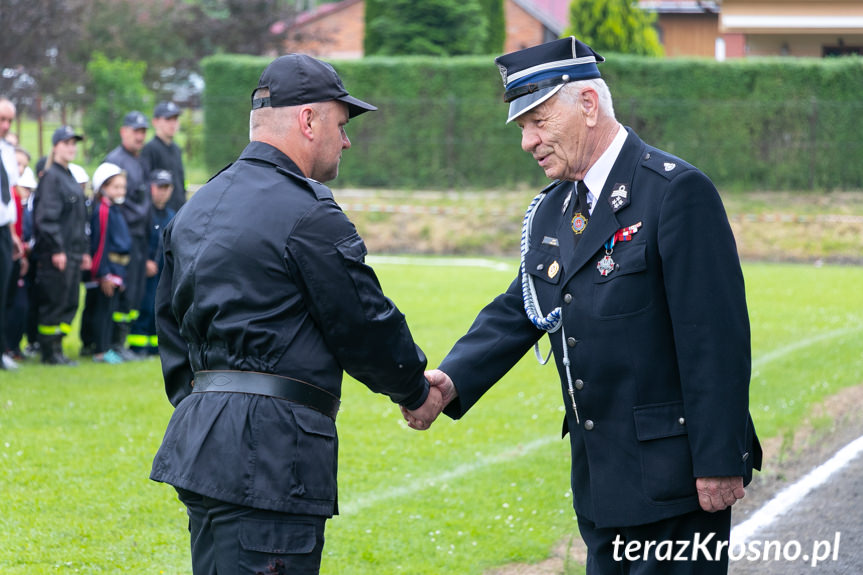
[440,128,761,528]
[150,141,429,517]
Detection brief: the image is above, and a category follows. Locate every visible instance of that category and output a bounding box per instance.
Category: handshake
[401,369,458,431]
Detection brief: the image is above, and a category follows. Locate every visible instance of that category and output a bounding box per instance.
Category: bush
[201,54,863,191]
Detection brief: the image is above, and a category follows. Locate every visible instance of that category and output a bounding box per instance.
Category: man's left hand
[696,476,745,512]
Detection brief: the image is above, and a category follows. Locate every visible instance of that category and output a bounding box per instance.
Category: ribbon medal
[597,222,643,277]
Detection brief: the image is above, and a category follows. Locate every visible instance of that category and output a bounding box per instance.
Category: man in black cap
[32,126,90,365]
[83,111,152,359]
[150,54,443,574]
[127,169,175,357]
[141,101,186,212]
[409,37,761,574]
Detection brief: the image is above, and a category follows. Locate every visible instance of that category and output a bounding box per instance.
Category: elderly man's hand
[401,369,458,430]
[696,476,745,512]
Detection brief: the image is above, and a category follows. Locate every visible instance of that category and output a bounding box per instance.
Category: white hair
[558,79,616,119]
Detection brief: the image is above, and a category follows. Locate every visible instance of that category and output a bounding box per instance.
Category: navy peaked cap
[495,37,604,123]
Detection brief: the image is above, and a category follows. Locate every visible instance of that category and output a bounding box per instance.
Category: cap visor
[339,94,377,118]
[506,84,564,124]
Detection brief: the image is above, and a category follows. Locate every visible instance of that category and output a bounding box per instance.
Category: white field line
[367,255,514,272]
[366,255,863,542]
[731,434,863,545]
[340,435,558,516]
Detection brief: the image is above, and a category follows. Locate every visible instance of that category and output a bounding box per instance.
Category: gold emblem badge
[548,260,560,279]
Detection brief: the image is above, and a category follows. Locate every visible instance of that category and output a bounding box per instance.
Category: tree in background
[83,53,151,158]
[565,0,663,57]
[365,0,488,57]
[478,0,505,55]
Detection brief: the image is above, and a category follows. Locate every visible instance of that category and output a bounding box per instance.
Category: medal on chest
[597,222,643,277]
[571,212,588,235]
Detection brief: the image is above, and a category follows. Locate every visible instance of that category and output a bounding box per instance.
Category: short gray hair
[558,79,615,119]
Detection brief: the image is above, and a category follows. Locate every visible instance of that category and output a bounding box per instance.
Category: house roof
[289,0,362,29]
[515,0,569,35]
[638,1,720,14]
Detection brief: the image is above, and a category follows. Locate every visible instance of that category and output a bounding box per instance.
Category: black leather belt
[192,370,340,420]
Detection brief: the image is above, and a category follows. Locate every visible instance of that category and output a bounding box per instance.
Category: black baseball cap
[251,54,377,118]
[52,125,84,146]
[123,111,149,130]
[150,169,173,186]
[154,101,181,119]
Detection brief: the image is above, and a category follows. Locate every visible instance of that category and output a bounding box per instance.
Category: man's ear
[580,88,600,127]
[298,106,316,140]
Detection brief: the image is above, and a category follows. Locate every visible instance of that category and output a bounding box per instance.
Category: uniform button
[678,417,685,425]
[742,452,749,462]
[644,152,651,160]
[537,263,544,271]
[574,379,584,390]
[563,293,572,304]
[584,420,594,431]
[567,337,577,347]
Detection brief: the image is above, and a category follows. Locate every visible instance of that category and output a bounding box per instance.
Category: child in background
[129,170,175,356]
[89,163,132,364]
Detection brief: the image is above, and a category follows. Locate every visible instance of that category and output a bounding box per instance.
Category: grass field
[1,259,862,574]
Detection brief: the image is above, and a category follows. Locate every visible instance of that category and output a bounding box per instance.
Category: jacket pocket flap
[239,519,317,554]
[294,407,336,438]
[335,233,368,263]
[633,401,687,441]
[524,247,563,285]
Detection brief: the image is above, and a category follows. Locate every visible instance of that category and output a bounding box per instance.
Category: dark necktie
[571,180,590,241]
[0,158,9,205]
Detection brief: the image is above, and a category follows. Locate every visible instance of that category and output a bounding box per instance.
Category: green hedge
[202,54,863,191]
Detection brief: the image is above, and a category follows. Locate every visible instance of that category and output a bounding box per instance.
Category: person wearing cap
[127,169,175,357]
[32,126,91,365]
[408,37,761,574]
[141,101,186,213]
[88,163,132,364]
[88,110,153,361]
[149,54,443,574]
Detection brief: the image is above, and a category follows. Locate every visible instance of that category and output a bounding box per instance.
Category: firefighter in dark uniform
[128,169,176,356]
[150,55,444,575]
[32,126,90,365]
[104,110,151,359]
[411,38,762,574]
[140,101,186,213]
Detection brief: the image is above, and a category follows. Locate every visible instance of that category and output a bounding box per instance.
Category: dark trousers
[175,487,327,575]
[0,226,11,352]
[35,254,82,332]
[91,288,119,354]
[5,258,27,353]
[578,507,732,575]
[116,239,147,317]
[79,285,98,349]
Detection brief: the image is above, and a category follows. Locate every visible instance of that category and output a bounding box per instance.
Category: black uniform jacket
[150,142,429,517]
[141,136,186,213]
[440,128,761,528]
[105,145,150,238]
[32,163,88,258]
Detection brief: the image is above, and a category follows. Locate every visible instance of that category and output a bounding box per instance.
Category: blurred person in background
[141,101,186,212]
[82,111,151,360]
[32,126,91,365]
[4,147,36,361]
[0,98,25,370]
[128,169,175,357]
[88,163,132,365]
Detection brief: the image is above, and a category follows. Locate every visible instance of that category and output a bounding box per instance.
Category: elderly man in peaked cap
[150,54,443,574]
[410,37,762,574]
